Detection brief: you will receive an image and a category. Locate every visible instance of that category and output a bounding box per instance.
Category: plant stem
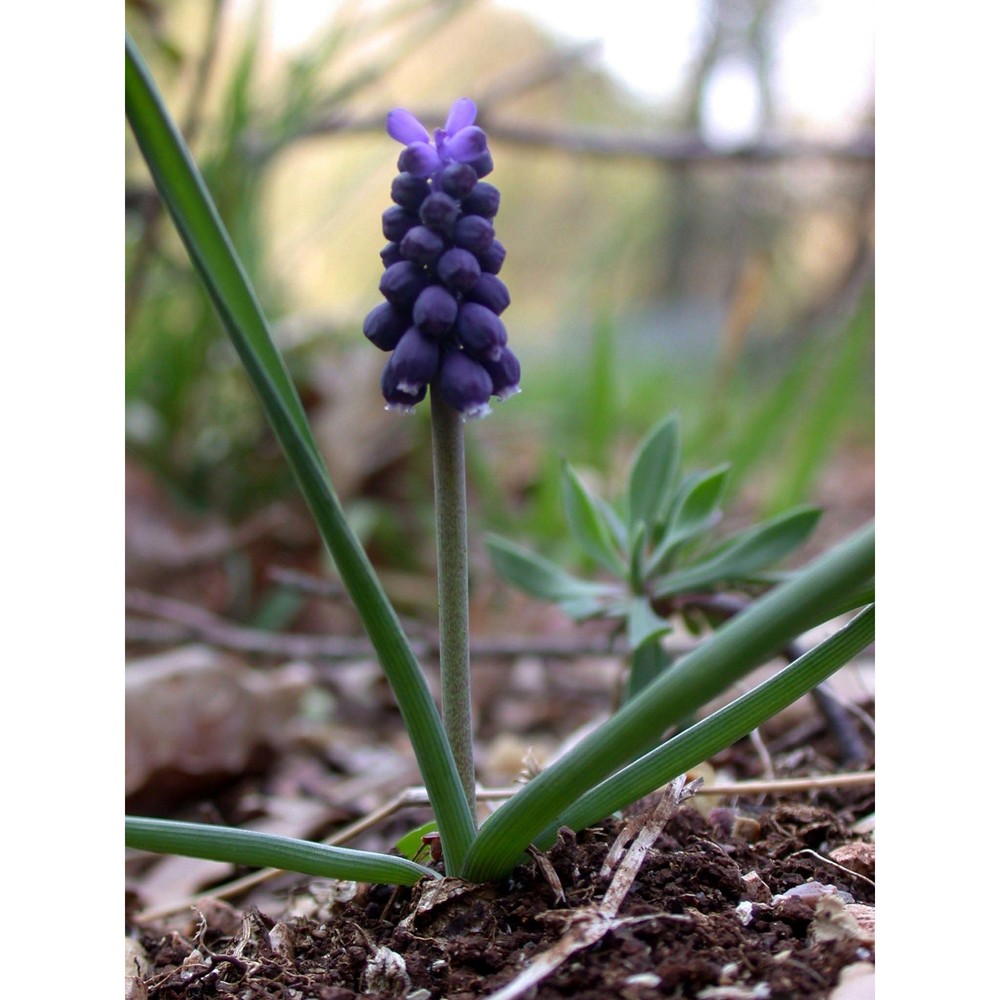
[430,384,477,819]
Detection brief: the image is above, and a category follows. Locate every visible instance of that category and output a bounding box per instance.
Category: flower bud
[437,161,479,199]
[477,239,506,275]
[398,142,441,178]
[391,172,430,210]
[443,125,488,164]
[379,261,428,307]
[457,302,507,362]
[381,356,428,412]
[419,191,461,234]
[389,328,440,394]
[399,225,445,264]
[452,214,495,254]
[380,242,404,268]
[439,349,493,419]
[464,273,510,315]
[469,150,494,178]
[462,182,500,219]
[363,301,410,351]
[413,285,459,336]
[482,347,521,400]
[382,205,419,242]
[436,247,481,291]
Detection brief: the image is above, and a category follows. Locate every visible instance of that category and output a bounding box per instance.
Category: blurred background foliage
[125,0,873,596]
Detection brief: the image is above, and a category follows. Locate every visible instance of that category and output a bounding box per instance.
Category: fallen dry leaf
[126,646,312,798]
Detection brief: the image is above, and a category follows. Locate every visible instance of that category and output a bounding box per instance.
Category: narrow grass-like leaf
[125,34,475,872]
[486,535,619,609]
[647,465,729,574]
[562,462,627,575]
[766,289,873,514]
[627,414,680,531]
[460,522,873,882]
[652,506,821,599]
[581,311,617,470]
[541,604,874,842]
[126,816,438,886]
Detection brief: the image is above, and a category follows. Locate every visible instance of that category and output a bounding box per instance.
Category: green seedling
[489,413,821,702]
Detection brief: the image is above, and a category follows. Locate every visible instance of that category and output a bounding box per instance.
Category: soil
[128,776,874,999]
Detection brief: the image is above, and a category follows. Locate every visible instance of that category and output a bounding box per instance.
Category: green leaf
[126,817,439,886]
[652,506,822,599]
[628,520,648,592]
[765,289,873,513]
[543,603,875,841]
[625,597,672,651]
[627,414,680,532]
[460,522,874,882]
[486,535,619,609]
[625,638,673,703]
[647,464,730,574]
[125,34,476,873]
[561,462,627,576]
[395,821,439,861]
[594,495,628,550]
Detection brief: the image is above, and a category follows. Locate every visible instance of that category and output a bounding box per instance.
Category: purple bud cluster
[363,98,520,419]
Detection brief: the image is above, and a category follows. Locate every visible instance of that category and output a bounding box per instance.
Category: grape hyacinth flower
[362,98,520,419]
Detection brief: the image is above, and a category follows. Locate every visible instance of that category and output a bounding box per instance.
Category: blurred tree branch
[125,587,639,661]
[286,110,874,166]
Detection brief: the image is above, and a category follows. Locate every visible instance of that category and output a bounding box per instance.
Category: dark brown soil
[130,785,874,1000]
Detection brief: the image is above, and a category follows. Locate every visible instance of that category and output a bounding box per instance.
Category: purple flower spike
[367,98,516,417]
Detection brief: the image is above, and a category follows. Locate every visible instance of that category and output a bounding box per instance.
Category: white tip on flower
[461,403,492,421]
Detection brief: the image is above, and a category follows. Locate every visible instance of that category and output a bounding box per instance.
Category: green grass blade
[124,33,476,872]
[126,817,439,886]
[542,604,874,841]
[765,289,874,513]
[461,522,873,882]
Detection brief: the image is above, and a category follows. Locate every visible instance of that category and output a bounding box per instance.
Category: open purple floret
[362,98,520,419]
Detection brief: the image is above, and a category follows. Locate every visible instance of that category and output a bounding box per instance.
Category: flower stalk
[430,385,477,816]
